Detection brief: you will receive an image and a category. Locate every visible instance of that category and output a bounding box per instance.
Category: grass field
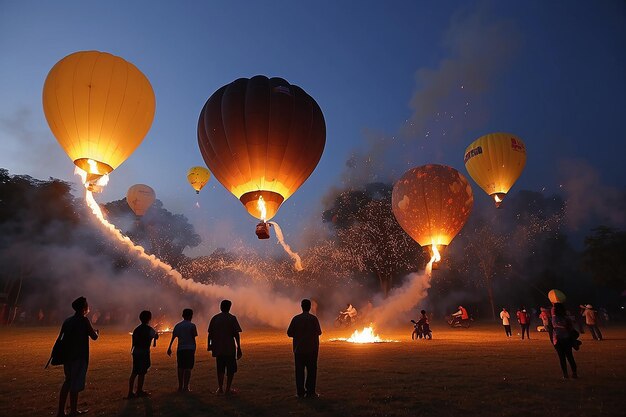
[0,322,624,416]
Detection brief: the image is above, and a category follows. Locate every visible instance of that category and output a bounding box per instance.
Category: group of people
[500,304,604,342]
[500,302,605,380]
[499,307,532,339]
[52,297,322,417]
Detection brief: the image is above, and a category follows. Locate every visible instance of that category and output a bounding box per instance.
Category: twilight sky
[1,1,625,256]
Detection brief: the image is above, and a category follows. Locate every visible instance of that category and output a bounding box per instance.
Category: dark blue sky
[1,1,625,254]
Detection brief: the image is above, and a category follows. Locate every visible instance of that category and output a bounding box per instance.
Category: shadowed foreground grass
[0,323,624,416]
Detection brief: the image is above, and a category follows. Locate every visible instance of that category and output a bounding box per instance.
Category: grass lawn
[0,322,624,416]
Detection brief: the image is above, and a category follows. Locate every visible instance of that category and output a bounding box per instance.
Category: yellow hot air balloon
[187,166,211,194]
[464,132,526,208]
[42,51,155,186]
[392,164,473,263]
[197,76,326,226]
[126,184,156,217]
[548,289,566,304]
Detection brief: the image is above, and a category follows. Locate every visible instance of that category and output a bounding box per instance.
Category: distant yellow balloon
[464,132,526,208]
[126,184,156,217]
[42,51,155,180]
[187,166,211,194]
[392,164,474,258]
[548,289,566,304]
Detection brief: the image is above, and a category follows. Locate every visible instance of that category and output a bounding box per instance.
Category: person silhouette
[167,309,197,392]
[552,302,579,379]
[55,296,99,417]
[287,299,322,398]
[127,310,158,398]
[208,300,243,395]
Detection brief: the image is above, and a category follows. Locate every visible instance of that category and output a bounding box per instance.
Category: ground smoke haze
[84,187,300,328]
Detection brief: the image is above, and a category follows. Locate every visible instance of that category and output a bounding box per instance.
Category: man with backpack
[53,296,99,417]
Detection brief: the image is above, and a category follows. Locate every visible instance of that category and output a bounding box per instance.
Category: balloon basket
[255,222,271,239]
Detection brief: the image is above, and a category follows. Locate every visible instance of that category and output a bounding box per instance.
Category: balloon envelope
[464,132,526,207]
[392,164,473,251]
[43,51,155,178]
[548,289,566,304]
[197,75,325,221]
[126,184,156,217]
[187,166,211,194]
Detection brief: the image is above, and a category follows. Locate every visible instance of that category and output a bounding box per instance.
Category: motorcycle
[445,315,472,328]
[410,320,432,340]
[334,312,357,328]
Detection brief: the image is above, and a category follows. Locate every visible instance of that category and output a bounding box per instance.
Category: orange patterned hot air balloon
[197,75,325,230]
[42,51,155,187]
[126,184,156,217]
[392,164,473,263]
[464,132,526,208]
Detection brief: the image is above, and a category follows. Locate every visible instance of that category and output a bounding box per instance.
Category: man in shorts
[208,300,242,395]
[56,296,99,417]
[127,310,158,398]
[167,309,197,392]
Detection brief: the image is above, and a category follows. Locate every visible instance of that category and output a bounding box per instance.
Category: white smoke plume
[83,187,300,328]
[341,6,519,189]
[369,259,435,327]
[269,221,303,271]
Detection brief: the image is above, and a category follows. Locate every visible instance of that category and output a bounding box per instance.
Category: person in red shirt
[451,305,469,326]
[516,307,531,340]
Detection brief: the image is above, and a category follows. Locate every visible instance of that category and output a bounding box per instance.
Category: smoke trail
[81,181,299,327]
[334,6,518,191]
[370,256,436,327]
[269,221,303,271]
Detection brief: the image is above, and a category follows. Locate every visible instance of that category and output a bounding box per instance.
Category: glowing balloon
[392,164,473,258]
[126,184,156,217]
[197,75,325,221]
[187,166,211,194]
[43,51,155,183]
[464,132,526,208]
[548,289,566,304]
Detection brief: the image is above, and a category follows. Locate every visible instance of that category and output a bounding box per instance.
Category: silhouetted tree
[460,221,506,320]
[323,183,424,296]
[103,198,201,267]
[581,226,626,290]
[0,169,84,322]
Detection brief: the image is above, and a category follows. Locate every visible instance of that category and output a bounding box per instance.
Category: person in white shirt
[500,308,511,337]
[167,309,198,392]
[341,304,358,324]
[581,304,603,341]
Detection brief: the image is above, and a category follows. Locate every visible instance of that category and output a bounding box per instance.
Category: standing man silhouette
[56,296,99,417]
[287,299,322,399]
[208,300,243,395]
